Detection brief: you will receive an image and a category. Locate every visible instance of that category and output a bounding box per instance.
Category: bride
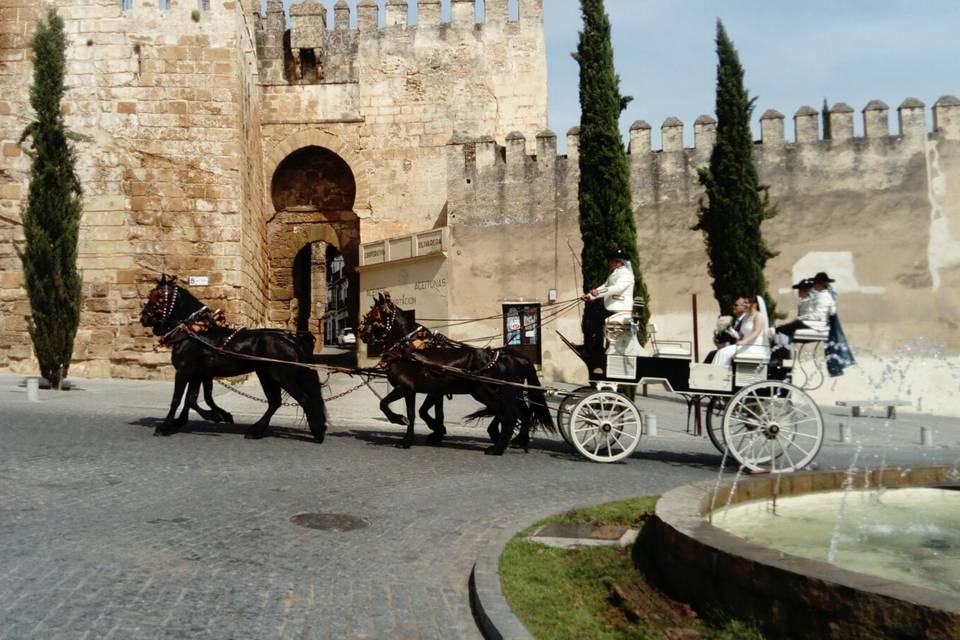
[713,295,769,368]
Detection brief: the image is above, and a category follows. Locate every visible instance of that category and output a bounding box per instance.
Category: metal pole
[691,294,703,436]
[692,293,700,363]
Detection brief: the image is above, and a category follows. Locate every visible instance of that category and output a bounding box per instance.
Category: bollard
[839,422,851,444]
[26,377,39,402]
[643,412,658,437]
[920,426,934,447]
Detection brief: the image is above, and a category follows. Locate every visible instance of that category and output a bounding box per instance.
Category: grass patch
[500,496,763,640]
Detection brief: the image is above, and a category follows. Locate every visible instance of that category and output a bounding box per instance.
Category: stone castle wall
[445,97,960,412]
[0,0,550,378]
[249,0,549,328]
[0,0,262,378]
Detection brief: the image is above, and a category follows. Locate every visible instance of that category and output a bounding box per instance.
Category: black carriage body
[584,352,791,395]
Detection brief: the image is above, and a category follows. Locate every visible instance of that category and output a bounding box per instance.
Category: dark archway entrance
[268,146,360,358]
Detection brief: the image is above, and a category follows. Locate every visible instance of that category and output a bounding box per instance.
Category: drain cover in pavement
[290,512,368,531]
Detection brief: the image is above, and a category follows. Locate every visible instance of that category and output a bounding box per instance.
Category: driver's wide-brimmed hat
[812,272,835,284]
[791,277,814,290]
[608,249,631,262]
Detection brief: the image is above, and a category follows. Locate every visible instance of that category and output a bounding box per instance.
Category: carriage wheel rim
[721,381,823,473]
[557,386,595,445]
[705,396,728,454]
[569,391,642,463]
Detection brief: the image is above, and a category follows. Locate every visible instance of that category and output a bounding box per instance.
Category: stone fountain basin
[642,467,960,640]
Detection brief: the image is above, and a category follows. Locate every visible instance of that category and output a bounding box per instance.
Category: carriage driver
[581,249,645,356]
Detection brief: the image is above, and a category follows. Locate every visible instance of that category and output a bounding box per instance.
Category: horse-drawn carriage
[140,275,826,472]
[554,313,826,472]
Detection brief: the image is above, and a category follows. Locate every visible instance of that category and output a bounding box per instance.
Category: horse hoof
[396,441,413,449]
[222,412,234,424]
[484,446,505,456]
[425,432,445,445]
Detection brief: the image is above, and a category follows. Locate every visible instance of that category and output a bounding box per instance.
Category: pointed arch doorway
[267,144,361,356]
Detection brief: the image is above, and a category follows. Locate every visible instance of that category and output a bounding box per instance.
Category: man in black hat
[581,249,637,354]
[775,275,833,342]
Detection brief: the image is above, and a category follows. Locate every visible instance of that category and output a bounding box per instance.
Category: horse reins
[159,304,209,347]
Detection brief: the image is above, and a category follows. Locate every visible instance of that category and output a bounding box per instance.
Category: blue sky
[277,1,960,149]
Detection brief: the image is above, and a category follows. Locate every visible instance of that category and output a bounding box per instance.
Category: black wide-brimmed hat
[791,278,814,290]
[608,249,631,261]
[812,272,835,284]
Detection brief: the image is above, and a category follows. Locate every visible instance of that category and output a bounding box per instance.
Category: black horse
[139,275,327,441]
[358,293,554,454]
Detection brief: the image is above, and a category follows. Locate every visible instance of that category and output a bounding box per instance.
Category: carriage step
[529,523,639,549]
[836,399,911,419]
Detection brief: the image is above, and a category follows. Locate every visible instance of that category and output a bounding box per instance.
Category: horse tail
[522,359,556,434]
[463,407,496,424]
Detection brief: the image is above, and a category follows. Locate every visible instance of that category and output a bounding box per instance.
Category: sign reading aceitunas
[358,228,450,363]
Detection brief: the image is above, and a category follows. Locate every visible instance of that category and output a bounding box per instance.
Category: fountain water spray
[827,443,862,563]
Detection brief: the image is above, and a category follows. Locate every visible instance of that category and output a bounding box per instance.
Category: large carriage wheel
[721,381,823,473]
[557,385,596,446]
[704,396,727,454]
[569,391,642,463]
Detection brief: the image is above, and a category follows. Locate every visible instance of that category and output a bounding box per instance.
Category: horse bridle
[155,284,179,324]
[362,303,398,347]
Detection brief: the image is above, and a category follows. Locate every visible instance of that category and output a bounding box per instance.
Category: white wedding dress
[713,305,769,368]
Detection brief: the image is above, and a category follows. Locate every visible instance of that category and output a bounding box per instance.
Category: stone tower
[0,0,549,377]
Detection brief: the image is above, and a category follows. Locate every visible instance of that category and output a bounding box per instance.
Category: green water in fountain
[715,488,960,596]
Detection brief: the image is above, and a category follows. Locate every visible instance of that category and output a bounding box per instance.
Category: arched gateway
[265,132,371,349]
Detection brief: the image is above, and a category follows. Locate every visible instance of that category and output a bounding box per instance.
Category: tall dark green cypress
[821,98,832,140]
[694,20,777,319]
[17,9,83,388]
[574,0,649,349]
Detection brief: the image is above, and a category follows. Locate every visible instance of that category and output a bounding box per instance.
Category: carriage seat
[651,340,692,359]
[732,345,771,364]
[733,345,770,386]
[794,327,829,343]
[643,323,692,359]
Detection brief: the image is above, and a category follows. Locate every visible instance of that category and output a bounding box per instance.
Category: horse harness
[376,321,502,377]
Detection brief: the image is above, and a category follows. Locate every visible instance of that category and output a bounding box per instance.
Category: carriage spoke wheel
[569,391,642,463]
[705,396,728,454]
[557,385,596,446]
[722,381,823,473]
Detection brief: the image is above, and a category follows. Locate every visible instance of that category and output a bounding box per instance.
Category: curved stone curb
[469,522,534,640]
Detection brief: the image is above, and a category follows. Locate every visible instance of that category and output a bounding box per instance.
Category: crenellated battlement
[611,96,960,156]
[449,130,566,178]
[254,0,544,85]
[272,0,542,31]
[447,94,960,229]
[117,0,235,21]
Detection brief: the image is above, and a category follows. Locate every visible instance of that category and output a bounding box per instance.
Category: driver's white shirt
[799,289,836,332]
[592,265,634,313]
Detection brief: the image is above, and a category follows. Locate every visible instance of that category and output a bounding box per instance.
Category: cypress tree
[694,20,777,319]
[822,97,832,140]
[17,8,83,389]
[574,0,649,351]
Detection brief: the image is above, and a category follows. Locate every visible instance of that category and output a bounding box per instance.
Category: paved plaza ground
[1,371,958,639]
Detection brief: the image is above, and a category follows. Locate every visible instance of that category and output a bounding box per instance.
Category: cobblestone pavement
[1,373,958,639]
